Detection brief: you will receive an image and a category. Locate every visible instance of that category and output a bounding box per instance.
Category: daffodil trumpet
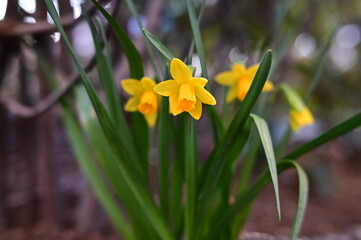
[215,63,274,102]
[121,77,159,127]
[154,58,216,120]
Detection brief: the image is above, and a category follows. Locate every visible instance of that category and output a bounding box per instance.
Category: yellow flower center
[177,83,196,112]
[138,90,158,114]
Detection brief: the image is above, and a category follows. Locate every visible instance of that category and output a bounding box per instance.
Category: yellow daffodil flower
[153,58,216,120]
[289,107,314,132]
[215,63,274,102]
[280,84,314,132]
[121,77,159,127]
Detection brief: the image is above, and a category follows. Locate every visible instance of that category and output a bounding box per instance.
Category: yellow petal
[169,94,183,115]
[144,112,158,127]
[188,99,202,120]
[237,79,252,101]
[263,81,274,92]
[189,77,208,87]
[290,117,300,132]
[141,77,156,90]
[153,80,179,96]
[246,64,260,78]
[226,85,237,103]
[121,79,143,96]
[215,71,238,86]
[170,58,191,83]
[232,63,246,76]
[290,107,314,132]
[124,96,140,112]
[195,86,216,105]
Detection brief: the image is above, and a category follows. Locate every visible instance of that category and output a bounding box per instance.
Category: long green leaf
[62,104,134,239]
[131,112,150,179]
[288,161,308,240]
[158,97,172,219]
[284,112,361,160]
[75,87,157,240]
[34,43,133,239]
[46,2,174,239]
[205,160,308,240]
[206,118,251,239]
[143,28,174,62]
[185,0,207,77]
[123,0,160,78]
[198,50,272,221]
[88,1,150,171]
[91,0,144,79]
[250,113,281,220]
[171,114,187,238]
[95,17,112,69]
[83,7,134,144]
[185,118,197,240]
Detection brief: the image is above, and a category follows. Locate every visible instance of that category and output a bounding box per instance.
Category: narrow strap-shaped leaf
[198,51,272,225]
[171,114,187,238]
[204,118,251,239]
[186,0,207,62]
[46,0,145,180]
[91,0,144,79]
[86,5,150,178]
[288,161,309,240]
[62,104,134,240]
[205,160,308,240]
[95,17,112,69]
[233,160,308,240]
[131,112,150,179]
[45,2,174,239]
[123,0,160,78]
[250,113,281,220]
[185,0,207,78]
[158,97,172,219]
[74,87,157,240]
[34,45,134,239]
[143,28,174,62]
[83,7,134,144]
[284,112,361,160]
[185,118,197,240]
[207,105,225,143]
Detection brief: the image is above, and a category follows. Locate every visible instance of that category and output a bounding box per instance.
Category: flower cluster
[121,58,216,125]
[121,58,314,131]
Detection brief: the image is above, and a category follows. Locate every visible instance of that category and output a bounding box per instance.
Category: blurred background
[0,0,361,239]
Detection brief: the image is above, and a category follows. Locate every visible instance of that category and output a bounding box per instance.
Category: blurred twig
[0,56,96,118]
[0,0,107,37]
[0,0,120,118]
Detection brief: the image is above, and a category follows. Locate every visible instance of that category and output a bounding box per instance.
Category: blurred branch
[0,56,96,118]
[0,0,108,37]
[0,0,121,118]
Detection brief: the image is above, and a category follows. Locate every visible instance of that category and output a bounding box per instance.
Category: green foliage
[42,1,361,240]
